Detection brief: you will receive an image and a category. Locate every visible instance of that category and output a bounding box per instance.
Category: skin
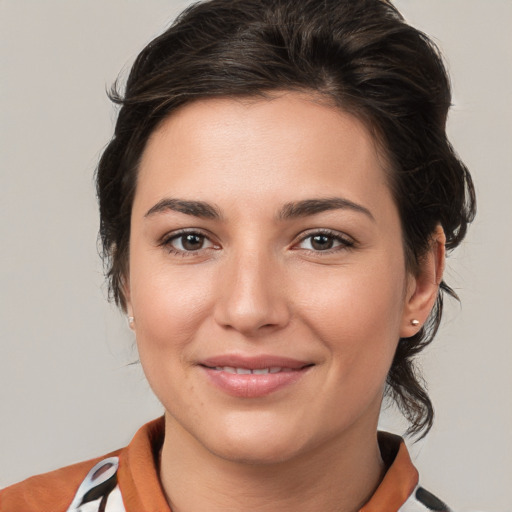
[125,92,445,512]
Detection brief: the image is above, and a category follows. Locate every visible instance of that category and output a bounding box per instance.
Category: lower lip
[201,367,310,398]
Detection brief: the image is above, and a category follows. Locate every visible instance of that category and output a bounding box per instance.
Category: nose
[213,248,291,337]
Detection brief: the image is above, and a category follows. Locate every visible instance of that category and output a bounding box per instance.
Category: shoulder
[0,450,120,512]
[0,418,165,512]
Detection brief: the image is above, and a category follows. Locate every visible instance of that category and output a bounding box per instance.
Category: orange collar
[117,418,171,512]
[359,432,419,511]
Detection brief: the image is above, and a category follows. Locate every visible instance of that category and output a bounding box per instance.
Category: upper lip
[199,354,313,370]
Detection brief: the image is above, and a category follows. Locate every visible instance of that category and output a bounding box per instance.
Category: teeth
[252,368,270,375]
[212,366,293,374]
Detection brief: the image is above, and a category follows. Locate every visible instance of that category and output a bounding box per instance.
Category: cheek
[128,254,216,362]
[129,264,217,414]
[295,258,406,367]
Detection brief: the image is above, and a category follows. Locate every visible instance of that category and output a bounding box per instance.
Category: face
[126,93,417,464]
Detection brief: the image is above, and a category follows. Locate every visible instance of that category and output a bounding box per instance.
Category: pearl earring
[127,316,135,328]
[410,319,420,326]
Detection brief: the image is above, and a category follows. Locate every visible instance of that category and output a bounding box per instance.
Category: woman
[1,0,476,510]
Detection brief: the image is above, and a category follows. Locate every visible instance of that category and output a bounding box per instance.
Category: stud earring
[410,319,420,326]
[127,316,135,328]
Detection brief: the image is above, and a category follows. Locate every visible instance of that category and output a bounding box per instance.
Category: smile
[199,356,314,398]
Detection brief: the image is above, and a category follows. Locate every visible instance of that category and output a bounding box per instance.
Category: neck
[159,414,385,512]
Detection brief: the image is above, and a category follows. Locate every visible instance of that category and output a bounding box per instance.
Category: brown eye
[165,231,215,253]
[296,231,354,252]
[180,233,205,251]
[310,234,334,250]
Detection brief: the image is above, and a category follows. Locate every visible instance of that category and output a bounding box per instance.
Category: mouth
[198,355,314,398]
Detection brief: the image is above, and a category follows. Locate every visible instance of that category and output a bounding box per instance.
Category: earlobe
[122,274,135,331]
[400,226,446,338]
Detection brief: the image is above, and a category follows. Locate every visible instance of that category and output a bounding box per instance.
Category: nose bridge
[214,239,289,335]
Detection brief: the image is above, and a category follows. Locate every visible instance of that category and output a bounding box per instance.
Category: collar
[359,432,419,511]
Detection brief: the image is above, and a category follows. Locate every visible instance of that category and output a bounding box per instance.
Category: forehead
[134,93,392,216]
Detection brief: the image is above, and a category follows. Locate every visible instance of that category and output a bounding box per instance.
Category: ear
[400,225,446,338]
[122,274,136,331]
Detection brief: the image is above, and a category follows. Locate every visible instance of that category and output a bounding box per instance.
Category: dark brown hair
[96,0,476,438]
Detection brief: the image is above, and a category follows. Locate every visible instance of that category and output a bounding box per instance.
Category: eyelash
[159,228,355,257]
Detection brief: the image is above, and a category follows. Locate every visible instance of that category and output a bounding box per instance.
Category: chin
[211,413,354,468]
[183,411,311,465]
[206,433,305,466]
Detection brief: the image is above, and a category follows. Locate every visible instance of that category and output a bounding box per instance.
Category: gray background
[1,1,511,510]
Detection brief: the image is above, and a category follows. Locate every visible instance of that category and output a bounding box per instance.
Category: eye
[162,230,217,255]
[296,231,354,252]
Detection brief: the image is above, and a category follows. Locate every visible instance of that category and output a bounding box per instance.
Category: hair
[96,0,476,438]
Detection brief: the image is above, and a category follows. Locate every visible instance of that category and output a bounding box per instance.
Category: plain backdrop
[1,1,511,510]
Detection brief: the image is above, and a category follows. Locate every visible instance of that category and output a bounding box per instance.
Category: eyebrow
[144,196,374,222]
[145,198,222,219]
[278,197,375,222]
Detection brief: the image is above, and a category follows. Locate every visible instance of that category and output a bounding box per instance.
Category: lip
[198,354,314,398]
